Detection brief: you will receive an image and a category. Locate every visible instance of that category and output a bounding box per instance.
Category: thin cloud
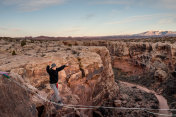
[159,0,176,9]
[158,16,176,25]
[1,0,67,11]
[84,14,95,20]
[0,27,22,32]
[58,26,86,36]
[61,27,85,33]
[92,0,176,9]
[105,14,163,25]
[0,27,7,31]
[93,0,132,5]
[139,0,176,9]
[106,15,160,25]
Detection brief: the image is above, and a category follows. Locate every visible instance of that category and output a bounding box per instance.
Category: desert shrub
[41,53,45,57]
[66,48,71,50]
[68,44,72,47]
[170,39,175,44]
[30,40,34,43]
[12,50,16,55]
[72,50,77,54]
[75,42,78,46]
[63,41,68,45]
[39,40,43,43]
[21,40,26,47]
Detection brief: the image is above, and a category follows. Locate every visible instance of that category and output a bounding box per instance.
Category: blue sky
[0,0,176,37]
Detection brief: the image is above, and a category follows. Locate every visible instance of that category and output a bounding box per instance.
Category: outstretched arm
[56,63,69,72]
[56,65,67,72]
[46,65,50,73]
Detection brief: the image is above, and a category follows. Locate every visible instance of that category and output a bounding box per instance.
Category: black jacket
[46,65,66,84]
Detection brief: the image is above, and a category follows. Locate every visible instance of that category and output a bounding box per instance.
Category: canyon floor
[0,38,176,117]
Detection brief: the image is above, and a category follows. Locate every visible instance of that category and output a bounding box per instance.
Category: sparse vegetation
[68,44,72,47]
[41,52,45,57]
[72,50,77,54]
[21,40,26,47]
[39,40,43,44]
[30,40,34,43]
[75,42,78,46]
[63,41,68,45]
[12,50,17,55]
[66,48,71,50]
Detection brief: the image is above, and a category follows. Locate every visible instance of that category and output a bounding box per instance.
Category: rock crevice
[0,40,119,117]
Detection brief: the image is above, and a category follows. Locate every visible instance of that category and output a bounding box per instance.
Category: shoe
[55,101,63,110]
[58,101,63,106]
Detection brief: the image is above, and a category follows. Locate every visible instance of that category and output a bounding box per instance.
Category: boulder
[154,69,168,82]
[114,100,122,107]
[0,75,37,117]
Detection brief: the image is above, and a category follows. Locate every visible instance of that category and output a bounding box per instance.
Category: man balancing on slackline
[46,63,69,105]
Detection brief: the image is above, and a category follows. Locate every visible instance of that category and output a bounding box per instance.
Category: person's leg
[50,84,55,101]
[50,84,61,102]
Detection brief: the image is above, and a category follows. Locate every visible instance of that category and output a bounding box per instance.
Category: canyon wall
[60,40,176,112]
[61,40,176,78]
[1,38,176,116]
[0,39,119,117]
[0,74,37,117]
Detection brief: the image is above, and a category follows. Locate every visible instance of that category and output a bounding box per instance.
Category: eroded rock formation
[0,75,37,117]
[0,39,119,117]
[1,38,175,116]
[60,40,176,76]
[56,40,176,115]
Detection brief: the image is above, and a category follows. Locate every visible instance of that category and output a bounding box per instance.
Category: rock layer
[57,40,176,115]
[61,40,176,76]
[0,39,119,117]
[0,75,37,117]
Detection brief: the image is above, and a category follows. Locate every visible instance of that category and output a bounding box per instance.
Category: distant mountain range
[20,31,176,40]
[96,31,176,39]
[91,31,176,40]
[134,31,176,37]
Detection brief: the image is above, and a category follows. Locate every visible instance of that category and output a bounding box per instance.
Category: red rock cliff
[0,39,119,117]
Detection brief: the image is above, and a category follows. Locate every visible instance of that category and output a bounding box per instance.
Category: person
[46,63,68,104]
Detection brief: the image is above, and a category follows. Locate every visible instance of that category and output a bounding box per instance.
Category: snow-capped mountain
[134,31,176,36]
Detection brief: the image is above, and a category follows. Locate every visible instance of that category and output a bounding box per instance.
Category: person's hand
[65,63,69,67]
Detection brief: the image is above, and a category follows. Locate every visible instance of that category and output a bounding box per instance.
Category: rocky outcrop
[61,40,176,77]
[57,40,176,115]
[0,75,37,117]
[0,39,119,117]
[1,38,175,116]
[154,69,168,82]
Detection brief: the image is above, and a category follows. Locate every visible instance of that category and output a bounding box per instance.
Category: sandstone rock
[120,94,129,100]
[0,75,37,117]
[154,69,168,82]
[153,60,168,71]
[0,41,119,117]
[3,38,176,116]
[63,40,175,76]
[122,100,127,104]
[114,100,122,107]
[11,68,26,78]
[93,111,103,117]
